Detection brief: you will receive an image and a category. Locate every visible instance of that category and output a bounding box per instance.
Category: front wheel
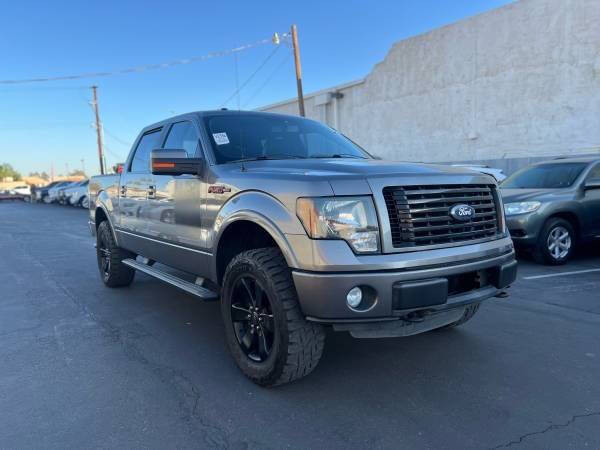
[221,248,325,387]
[534,218,575,265]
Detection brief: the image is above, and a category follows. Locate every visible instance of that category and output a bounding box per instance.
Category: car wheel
[534,218,575,265]
[96,221,136,287]
[80,196,89,209]
[221,247,326,387]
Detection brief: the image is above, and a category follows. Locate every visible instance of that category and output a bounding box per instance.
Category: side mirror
[151,149,204,176]
[583,179,600,190]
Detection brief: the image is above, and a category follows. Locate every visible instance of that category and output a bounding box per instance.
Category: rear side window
[130,129,162,172]
[164,121,199,157]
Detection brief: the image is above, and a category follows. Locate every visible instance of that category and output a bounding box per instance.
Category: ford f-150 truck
[89,110,517,386]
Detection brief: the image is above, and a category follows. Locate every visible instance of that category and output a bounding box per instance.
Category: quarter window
[164,121,199,157]
[130,129,162,172]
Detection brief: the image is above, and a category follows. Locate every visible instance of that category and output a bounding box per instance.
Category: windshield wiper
[229,154,305,163]
[312,153,367,159]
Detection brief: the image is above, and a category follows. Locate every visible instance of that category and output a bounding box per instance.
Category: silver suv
[89,111,516,386]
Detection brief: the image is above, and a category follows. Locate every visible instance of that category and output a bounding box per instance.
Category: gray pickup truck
[89,110,517,386]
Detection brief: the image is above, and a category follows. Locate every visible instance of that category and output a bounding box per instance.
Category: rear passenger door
[119,128,162,244]
[145,119,209,273]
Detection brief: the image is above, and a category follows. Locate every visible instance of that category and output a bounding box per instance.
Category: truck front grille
[383,184,501,248]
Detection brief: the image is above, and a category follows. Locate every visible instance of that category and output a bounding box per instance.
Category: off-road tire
[534,217,575,265]
[221,248,325,387]
[96,220,136,287]
[440,303,481,329]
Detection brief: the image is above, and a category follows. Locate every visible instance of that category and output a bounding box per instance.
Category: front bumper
[292,247,517,325]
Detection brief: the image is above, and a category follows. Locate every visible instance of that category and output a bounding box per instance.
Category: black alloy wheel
[221,248,326,386]
[97,230,112,282]
[95,220,135,287]
[230,275,275,362]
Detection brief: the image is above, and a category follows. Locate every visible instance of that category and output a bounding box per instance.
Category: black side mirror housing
[151,149,204,176]
[583,179,600,190]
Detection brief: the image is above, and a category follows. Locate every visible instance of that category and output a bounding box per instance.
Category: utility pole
[291,24,305,117]
[91,86,105,175]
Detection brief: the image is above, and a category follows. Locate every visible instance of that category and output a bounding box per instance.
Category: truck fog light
[346,287,363,308]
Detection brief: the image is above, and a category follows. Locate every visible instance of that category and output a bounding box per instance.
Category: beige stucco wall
[260,0,600,171]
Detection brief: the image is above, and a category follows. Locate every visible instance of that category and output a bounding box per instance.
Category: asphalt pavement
[1,201,600,449]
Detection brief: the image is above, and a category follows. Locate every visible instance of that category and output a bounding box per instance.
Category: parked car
[57,181,81,204]
[500,156,600,264]
[66,180,90,207]
[451,164,507,182]
[35,181,62,202]
[45,181,71,203]
[89,110,516,386]
[9,185,31,197]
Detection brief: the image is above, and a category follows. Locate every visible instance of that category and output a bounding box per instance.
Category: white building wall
[260,0,600,172]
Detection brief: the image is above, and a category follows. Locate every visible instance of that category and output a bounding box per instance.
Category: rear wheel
[221,248,325,386]
[80,195,89,209]
[534,218,575,265]
[96,221,136,287]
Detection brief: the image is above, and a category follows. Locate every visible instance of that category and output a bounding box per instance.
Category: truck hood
[213,158,498,212]
[236,158,476,178]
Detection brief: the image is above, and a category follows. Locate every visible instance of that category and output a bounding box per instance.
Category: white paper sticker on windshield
[212,132,230,145]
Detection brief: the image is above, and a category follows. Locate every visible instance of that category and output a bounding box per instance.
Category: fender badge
[208,185,231,194]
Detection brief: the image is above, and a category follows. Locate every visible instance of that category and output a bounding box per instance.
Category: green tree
[0,163,21,181]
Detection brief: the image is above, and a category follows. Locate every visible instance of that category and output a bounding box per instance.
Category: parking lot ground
[1,201,600,449]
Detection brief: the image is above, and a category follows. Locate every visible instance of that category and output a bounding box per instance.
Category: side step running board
[122,258,219,300]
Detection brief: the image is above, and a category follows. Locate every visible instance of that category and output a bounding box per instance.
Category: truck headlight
[296,196,380,253]
[504,201,541,216]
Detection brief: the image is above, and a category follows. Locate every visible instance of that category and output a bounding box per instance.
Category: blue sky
[0,0,511,176]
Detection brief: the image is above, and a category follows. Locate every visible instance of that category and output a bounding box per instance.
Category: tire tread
[224,247,325,386]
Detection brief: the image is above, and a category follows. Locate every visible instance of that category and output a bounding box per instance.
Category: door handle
[147,185,156,199]
[120,186,127,197]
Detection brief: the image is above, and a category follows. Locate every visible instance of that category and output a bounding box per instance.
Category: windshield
[501,163,587,189]
[203,114,370,164]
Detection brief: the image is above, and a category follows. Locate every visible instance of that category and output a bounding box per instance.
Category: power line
[242,50,293,109]
[103,128,132,147]
[103,143,126,161]
[219,44,283,108]
[0,33,289,85]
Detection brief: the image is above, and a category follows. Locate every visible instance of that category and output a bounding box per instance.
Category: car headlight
[296,196,380,253]
[504,201,541,216]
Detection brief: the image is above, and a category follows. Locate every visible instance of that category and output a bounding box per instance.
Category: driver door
[145,119,209,274]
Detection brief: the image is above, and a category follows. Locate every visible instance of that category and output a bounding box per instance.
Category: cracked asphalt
[1,201,600,449]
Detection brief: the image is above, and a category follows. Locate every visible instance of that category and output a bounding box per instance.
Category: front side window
[203,114,370,164]
[502,163,587,189]
[164,121,199,157]
[130,129,162,172]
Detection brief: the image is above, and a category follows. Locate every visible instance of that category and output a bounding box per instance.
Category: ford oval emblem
[449,204,475,221]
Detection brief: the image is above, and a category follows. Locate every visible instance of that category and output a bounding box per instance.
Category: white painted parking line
[523,268,600,280]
